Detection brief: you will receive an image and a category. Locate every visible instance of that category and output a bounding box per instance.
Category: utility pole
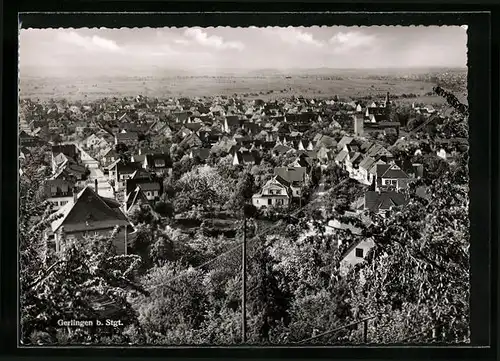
[241,212,247,344]
[363,319,368,344]
[124,225,128,255]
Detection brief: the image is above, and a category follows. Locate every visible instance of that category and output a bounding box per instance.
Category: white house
[339,238,376,276]
[252,175,291,209]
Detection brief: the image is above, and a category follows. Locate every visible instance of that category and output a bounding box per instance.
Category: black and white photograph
[18,23,470,346]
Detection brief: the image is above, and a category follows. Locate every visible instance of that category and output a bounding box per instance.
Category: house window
[268,199,272,205]
[355,248,364,258]
[154,159,166,167]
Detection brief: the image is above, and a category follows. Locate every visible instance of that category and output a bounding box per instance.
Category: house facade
[252,176,291,209]
[374,163,413,192]
[44,179,75,211]
[48,187,135,255]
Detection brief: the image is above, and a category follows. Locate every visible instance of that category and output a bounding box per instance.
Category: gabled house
[52,144,80,164]
[178,132,203,149]
[172,111,191,124]
[48,186,136,255]
[345,152,363,175]
[224,115,244,133]
[199,130,223,146]
[19,130,46,147]
[151,121,174,138]
[314,134,336,150]
[358,156,377,185]
[114,131,139,146]
[189,147,211,162]
[125,175,162,202]
[316,146,335,165]
[52,155,88,182]
[274,167,308,198]
[108,160,143,189]
[185,122,203,133]
[176,126,194,139]
[123,186,152,215]
[100,147,119,168]
[233,151,260,166]
[363,190,408,217]
[272,144,294,156]
[252,175,292,209]
[85,134,109,150]
[374,163,414,192]
[292,153,315,172]
[143,153,173,176]
[336,136,354,151]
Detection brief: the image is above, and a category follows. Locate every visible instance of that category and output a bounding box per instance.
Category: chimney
[94,179,98,195]
[73,187,78,203]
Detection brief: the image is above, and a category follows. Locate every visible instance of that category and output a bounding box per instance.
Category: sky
[19,26,468,77]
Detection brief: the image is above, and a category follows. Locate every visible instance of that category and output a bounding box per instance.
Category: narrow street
[74,144,116,199]
[87,167,115,199]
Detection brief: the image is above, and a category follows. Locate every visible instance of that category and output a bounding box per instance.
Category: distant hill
[21,66,467,80]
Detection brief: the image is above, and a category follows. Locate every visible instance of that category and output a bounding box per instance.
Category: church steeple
[385,92,391,107]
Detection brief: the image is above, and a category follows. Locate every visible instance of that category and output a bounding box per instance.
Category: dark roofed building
[114,131,139,145]
[233,150,260,166]
[364,191,408,216]
[224,115,245,133]
[123,186,151,215]
[20,131,47,147]
[173,111,191,123]
[125,177,161,202]
[144,153,173,175]
[190,147,211,161]
[52,144,79,161]
[179,132,204,149]
[49,186,135,255]
[274,167,307,186]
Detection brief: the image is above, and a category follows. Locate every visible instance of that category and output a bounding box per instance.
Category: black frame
[2,3,496,361]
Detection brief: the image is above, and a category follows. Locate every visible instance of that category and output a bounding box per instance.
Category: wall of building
[340,238,375,275]
[48,196,73,211]
[252,196,289,209]
[55,226,130,254]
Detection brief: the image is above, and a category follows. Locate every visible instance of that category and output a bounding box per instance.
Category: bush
[155,201,174,218]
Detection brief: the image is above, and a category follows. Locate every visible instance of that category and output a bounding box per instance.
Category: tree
[154,201,174,218]
[131,262,209,344]
[129,201,156,226]
[115,142,131,163]
[225,171,257,214]
[21,228,147,345]
[346,156,469,343]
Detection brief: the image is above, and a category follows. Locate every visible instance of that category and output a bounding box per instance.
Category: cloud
[329,31,375,53]
[174,39,190,45]
[183,28,245,51]
[275,28,324,47]
[58,31,121,52]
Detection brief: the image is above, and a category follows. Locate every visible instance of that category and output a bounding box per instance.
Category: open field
[19,75,465,105]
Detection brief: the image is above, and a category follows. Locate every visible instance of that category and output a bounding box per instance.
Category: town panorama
[19,26,470,346]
